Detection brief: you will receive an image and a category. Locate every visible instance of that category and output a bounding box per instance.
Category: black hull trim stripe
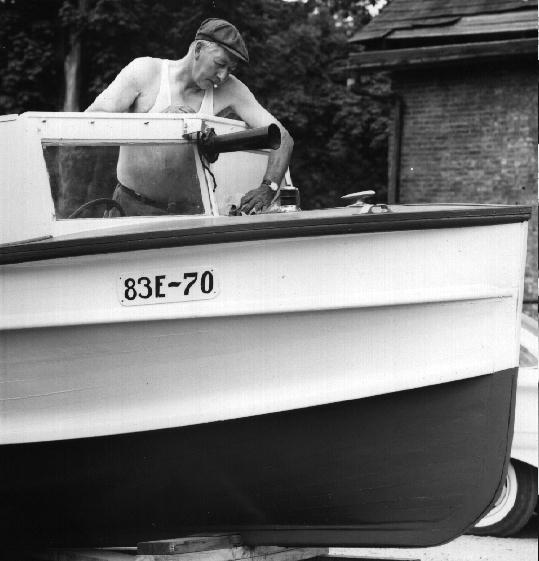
[1,206,531,265]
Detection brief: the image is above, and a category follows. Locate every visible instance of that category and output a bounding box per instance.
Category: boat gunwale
[0,205,532,265]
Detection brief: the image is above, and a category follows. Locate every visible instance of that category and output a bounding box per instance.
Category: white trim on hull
[1,223,525,330]
[0,222,527,444]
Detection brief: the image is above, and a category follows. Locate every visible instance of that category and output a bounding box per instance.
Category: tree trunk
[63,40,81,111]
[63,0,87,112]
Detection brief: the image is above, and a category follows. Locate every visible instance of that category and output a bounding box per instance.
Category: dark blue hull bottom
[0,368,516,548]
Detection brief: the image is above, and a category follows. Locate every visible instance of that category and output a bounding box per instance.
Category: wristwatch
[262,179,280,192]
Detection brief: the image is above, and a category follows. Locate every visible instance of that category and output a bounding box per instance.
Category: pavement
[330,514,538,560]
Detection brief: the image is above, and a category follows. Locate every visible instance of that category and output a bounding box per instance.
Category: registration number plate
[118,267,218,306]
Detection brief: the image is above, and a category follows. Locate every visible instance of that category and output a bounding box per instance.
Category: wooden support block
[136,547,329,561]
[135,536,328,561]
[322,556,420,561]
[137,535,243,556]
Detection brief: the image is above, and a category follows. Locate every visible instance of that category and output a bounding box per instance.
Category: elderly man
[86,18,293,216]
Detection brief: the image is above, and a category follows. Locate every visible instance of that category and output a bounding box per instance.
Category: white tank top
[117,59,214,197]
[149,59,214,114]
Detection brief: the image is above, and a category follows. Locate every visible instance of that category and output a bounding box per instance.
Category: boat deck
[0,204,531,265]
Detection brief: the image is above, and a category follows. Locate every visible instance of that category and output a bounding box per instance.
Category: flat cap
[196,18,249,64]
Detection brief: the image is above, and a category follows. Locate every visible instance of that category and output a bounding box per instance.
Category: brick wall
[389,61,538,316]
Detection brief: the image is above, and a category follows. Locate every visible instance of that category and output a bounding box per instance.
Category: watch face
[263,180,279,191]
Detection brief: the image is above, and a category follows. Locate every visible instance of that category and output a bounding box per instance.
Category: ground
[330,514,538,560]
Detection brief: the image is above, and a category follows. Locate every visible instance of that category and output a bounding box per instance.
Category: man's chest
[133,80,228,115]
[171,88,205,111]
[132,79,205,113]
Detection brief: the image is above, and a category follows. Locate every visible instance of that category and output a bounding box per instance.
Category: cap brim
[220,44,249,65]
[196,32,249,64]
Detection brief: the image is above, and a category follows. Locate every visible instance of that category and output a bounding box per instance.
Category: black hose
[199,124,281,163]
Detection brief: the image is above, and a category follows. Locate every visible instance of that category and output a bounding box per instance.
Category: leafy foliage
[0,0,62,111]
[0,0,390,208]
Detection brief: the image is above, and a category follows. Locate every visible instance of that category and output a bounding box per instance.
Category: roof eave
[348,37,536,71]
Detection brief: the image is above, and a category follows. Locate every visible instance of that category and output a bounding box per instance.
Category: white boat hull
[1,221,527,444]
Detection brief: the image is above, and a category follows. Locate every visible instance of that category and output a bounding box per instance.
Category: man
[85,18,293,216]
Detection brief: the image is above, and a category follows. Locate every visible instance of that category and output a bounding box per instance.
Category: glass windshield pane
[43,143,204,219]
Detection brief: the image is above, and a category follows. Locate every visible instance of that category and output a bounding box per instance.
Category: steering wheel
[68,198,127,219]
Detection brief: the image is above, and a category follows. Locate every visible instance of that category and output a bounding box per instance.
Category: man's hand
[238,183,276,214]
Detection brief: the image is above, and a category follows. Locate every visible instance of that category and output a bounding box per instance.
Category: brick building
[349,0,537,315]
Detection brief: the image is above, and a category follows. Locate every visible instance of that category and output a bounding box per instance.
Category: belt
[118,183,181,213]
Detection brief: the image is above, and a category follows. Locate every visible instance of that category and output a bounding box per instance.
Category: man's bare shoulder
[221,75,252,98]
[124,57,162,86]
[86,57,164,112]
[215,75,254,113]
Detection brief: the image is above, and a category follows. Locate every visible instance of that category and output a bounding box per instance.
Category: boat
[0,112,532,548]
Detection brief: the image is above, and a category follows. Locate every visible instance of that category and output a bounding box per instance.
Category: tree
[0,0,62,112]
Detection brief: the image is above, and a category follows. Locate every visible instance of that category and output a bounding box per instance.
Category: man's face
[193,43,238,90]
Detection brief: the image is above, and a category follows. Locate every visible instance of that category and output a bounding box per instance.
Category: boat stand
[136,534,326,561]
[15,533,419,561]
[136,535,419,561]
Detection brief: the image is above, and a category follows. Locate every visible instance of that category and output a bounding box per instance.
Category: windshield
[43,143,205,219]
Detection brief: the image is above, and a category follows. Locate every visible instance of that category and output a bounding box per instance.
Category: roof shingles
[351,0,537,42]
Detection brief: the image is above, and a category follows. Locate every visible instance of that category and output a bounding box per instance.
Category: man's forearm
[263,126,294,186]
